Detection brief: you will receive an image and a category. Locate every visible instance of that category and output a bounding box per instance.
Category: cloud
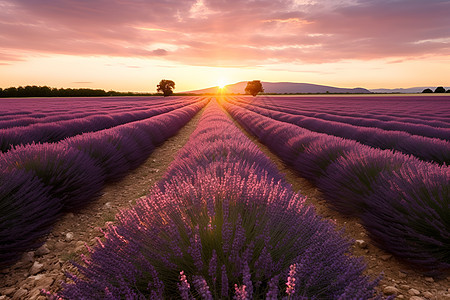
[0,0,449,66]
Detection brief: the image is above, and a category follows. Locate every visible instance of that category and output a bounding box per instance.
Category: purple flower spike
[193,276,213,300]
[286,263,297,296]
[234,284,249,300]
[178,271,191,300]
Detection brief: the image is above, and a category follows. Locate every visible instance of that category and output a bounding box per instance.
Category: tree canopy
[157,79,175,97]
[245,80,264,96]
[0,86,110,97]
[434,86,446,93]
[422,87,449,93]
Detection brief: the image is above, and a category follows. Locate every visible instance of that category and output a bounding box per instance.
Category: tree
[434,86,446,93]
[157,79,175,97]
[422,88,433,93]
[245,80,264,96]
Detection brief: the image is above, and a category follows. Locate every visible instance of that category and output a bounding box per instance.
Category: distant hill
[369,87,431,93]
[186,81,370,94]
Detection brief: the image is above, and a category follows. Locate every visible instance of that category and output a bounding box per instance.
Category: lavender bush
[63,133,132,182]
[0,169,61,269]
[292,137,358,182]
[0,143,105,211]
[58,100,382,299]
[362,162,450,271]
[316,149,411,216]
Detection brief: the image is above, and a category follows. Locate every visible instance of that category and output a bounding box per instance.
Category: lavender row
[231,97,450,138]
[0,96,184,118]
[250,95,450,124]
[57,100,383,299]
[0,99,199,153]
[224,101,450,272]
[248,96,450,128]
[0,100,180,129]
[0,97,191,128]
[0,100,207,269]
[228,98,450,165]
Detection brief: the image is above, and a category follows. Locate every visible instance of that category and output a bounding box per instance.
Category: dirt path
[0,107,205,300]
[222,104,450,300]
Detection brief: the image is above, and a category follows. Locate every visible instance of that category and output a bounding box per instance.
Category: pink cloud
[0,0,449,66]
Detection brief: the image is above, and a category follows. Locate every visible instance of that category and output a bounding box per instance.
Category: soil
[1,101,449,300]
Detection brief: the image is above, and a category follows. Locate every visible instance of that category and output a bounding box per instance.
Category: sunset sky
[1,0,449,92]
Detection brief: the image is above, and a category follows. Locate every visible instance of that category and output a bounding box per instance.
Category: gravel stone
[408,288,420,296]
[355,239,368,249]
[65,232,74,242]
[384,286,399,295]
[29,261,44,275]
[35,244,50,256]
[12,288,28,300]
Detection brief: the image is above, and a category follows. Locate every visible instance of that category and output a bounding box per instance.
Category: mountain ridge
[184,81,443,94]
[185,81,370,94]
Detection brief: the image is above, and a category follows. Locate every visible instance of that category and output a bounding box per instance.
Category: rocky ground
[1,105,449,299]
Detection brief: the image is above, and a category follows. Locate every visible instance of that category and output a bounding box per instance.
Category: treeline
[0,85,162,98]
[422,86,450,93]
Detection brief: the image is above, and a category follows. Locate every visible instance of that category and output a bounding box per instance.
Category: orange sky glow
[0,0,449,92]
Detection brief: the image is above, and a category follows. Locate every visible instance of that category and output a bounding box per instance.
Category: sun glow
[217,79,227,89]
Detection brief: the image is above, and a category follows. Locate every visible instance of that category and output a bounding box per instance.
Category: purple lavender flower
[192,275,213,300]
[234,284,248,300]
[242,261,253,299]
[178,271,191,300]
[187,225,204,272]
[265,275,279,300]
[208,250,218,284]
[286,263,297,296]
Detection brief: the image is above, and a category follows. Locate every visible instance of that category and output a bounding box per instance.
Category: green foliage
[0,85,110,97]
[245,80,264,96]
[0,85,167,97]
[156,79,175,97]
[422,87,448,93]
[434,86,446,93]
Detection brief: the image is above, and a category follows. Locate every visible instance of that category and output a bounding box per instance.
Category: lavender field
[223,95,449,272]
[0,95,449,299]
[0,96,208,269]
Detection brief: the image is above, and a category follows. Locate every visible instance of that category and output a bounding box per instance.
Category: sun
[217,79,227,89]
